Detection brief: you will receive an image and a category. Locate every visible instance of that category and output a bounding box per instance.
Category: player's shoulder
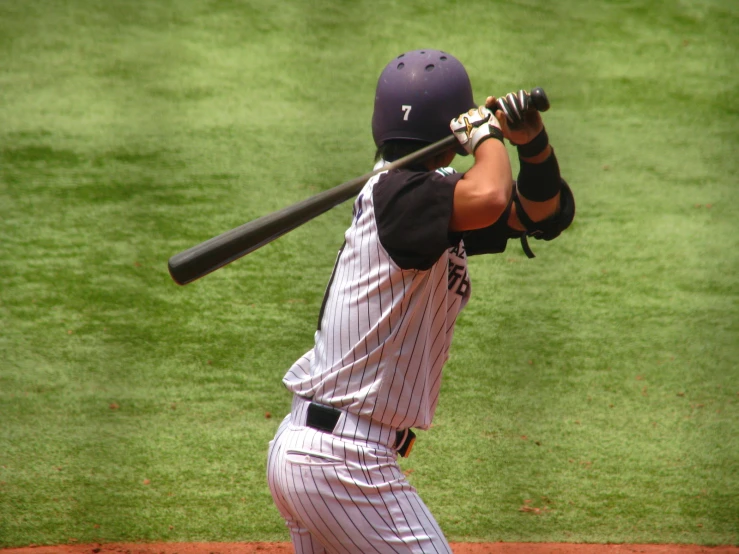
[373,166,461,200]
[380,165,456,183]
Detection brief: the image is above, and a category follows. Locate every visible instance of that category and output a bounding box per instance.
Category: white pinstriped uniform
[267,162,470,553]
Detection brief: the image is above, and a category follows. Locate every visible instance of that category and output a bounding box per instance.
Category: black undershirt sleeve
[373,169,462,270]
[461,197,518,256]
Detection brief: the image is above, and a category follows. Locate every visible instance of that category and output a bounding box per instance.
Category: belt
[305,401,416,458]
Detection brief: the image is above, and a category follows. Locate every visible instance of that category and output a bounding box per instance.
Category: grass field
[1,0,738,548]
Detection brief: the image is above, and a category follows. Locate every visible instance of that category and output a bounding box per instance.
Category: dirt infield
[2,543,738,554]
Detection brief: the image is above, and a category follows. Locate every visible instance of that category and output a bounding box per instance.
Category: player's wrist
[516,128,549,158]
[451,106,504,155]
[471,124,504,152]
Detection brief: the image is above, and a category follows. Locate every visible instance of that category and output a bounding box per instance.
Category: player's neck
[424,149,456,171]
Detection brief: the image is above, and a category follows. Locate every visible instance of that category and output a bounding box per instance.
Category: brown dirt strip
[1,543,738,554]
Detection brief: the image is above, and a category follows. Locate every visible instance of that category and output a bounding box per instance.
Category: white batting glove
[450,106,504,154]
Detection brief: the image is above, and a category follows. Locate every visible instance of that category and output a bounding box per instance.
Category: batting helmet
[372,49,476,155]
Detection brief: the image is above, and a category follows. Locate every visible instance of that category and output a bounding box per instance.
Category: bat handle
[493,87,550,130]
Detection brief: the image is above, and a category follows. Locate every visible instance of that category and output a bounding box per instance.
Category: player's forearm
[519,143,552,165]
[510,131,562,227]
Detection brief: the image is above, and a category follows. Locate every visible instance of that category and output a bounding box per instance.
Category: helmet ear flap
[372,50,476,154]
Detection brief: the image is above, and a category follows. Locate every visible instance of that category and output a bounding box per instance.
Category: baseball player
[267,49,575,553]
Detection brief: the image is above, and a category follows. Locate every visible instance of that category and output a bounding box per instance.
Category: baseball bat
[167,88,549,285]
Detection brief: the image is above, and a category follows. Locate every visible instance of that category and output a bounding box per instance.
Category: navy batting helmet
[372,50,476,155]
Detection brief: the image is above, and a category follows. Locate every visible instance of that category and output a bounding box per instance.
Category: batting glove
[450,106,504,155]
[495,90,531,128]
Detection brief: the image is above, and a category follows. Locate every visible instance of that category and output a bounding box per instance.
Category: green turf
[1,0,738,547]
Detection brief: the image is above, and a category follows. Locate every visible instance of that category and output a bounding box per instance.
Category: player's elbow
[451,182,511,231]
[480,185,511,222]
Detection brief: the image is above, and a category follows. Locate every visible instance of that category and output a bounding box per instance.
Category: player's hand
[486,91,544,146]
[450,106,504,155]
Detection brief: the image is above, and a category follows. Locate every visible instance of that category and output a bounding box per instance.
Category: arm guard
[461,180,575,258]
[513,179,576,258]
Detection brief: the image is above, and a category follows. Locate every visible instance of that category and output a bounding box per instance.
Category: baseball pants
[266,396,452,554]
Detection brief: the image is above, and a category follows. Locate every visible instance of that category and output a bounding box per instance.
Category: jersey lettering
[353,193,364,222]
[449,243,466,259]
[316,241,346,330]
[447,243,469,297]
[447,258,469,296]
[401,105,412,121]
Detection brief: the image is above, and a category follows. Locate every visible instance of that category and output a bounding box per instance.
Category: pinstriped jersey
[283,161,471,431]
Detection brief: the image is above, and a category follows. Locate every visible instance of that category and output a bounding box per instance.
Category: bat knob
[529,87,550,112]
